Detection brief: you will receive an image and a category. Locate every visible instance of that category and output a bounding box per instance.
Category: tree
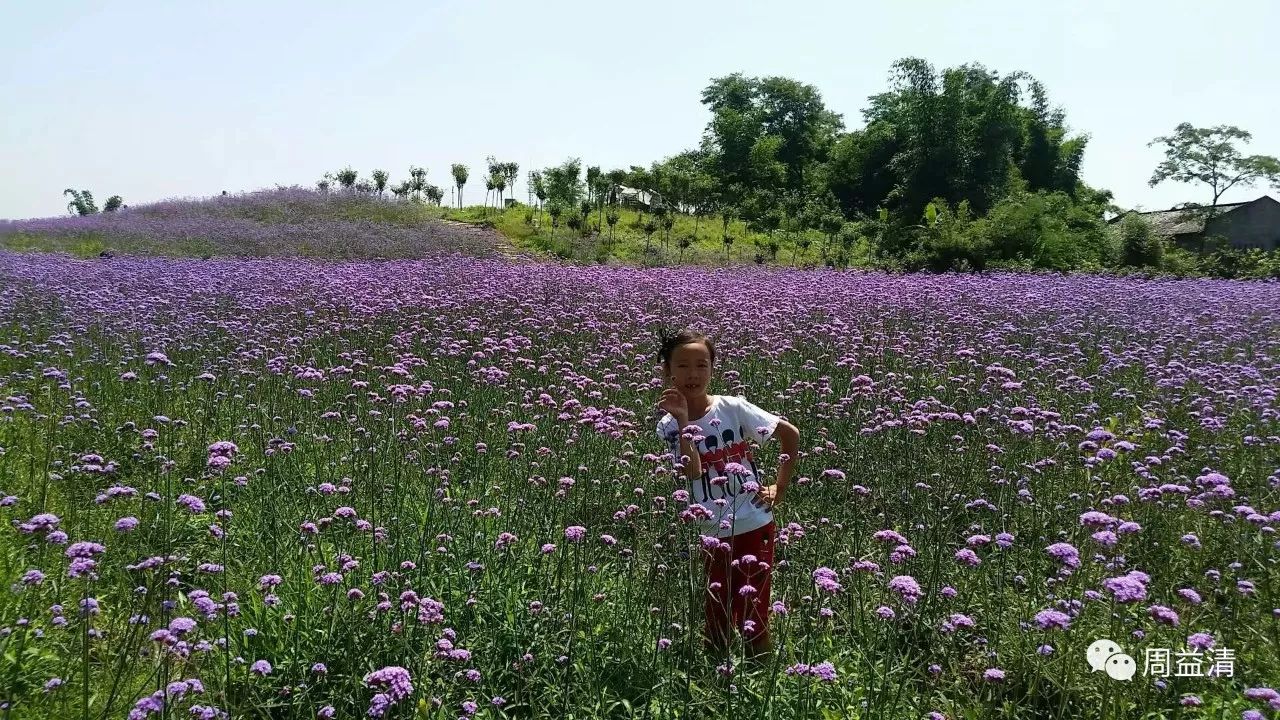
[1118,213,1164,268]
[590,175,611,231]
[493,174,507,211]
[1148,123,1280,215]
[699,73,843,213]
[529,171,548,226]
[586,166,601,205]
[336,167,358,191]
[451,164,469,207]
[372,169,389,198]
[605,169,627,204]
[407,167,427,202]
[64,189,98,215]
[504,162,519,204]
[605,207,620,242]
[548,203,564,242]
[642,218,658,253]
[543,158,583,210]
[485,157,503,206]
[425,185,444,206]
[677,236,693,262]
[103,195,124,212]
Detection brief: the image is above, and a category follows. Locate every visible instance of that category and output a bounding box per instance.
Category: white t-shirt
[655,394,783,538]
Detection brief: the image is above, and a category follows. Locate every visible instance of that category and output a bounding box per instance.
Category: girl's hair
[656,325,716,368]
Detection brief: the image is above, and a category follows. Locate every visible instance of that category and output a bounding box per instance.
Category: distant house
[1109,195,1280,251]
[613,185,664,209]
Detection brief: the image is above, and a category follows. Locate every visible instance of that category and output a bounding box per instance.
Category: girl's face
[665,341,713,397]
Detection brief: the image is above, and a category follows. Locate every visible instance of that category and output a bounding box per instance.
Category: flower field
[1,248,1278,719]
[0,189,499,260]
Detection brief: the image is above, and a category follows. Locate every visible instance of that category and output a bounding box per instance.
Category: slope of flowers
[0,188,499,259]
[1,251,1278,719]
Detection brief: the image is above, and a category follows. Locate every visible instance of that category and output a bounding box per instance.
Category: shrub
[1117,213,1164,268]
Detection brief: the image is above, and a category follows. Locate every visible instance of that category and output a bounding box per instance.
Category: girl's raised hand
[659,387,689,424]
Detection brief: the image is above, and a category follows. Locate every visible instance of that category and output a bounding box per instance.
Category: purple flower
[1034,609,1071,630]
[812,567,843,593]
[888,575,922,604]
[1148,605,1180,626]
[177,494,206,513]
[17,513,60,534]
[1102,573,1148,603]
[364,666,413,701]
[1091,530,1118,547]
[65,541,106,558]
[564,525,586,542]
[250,660,272,676]
[1079,511,1118,527]
[1187,633,1215,651]
[954,548,981,566]
[984,668,1006,682]
[872,529,908,544]
[115,516,140,532]
[1045,542,1080,567]
[810,661,837,682]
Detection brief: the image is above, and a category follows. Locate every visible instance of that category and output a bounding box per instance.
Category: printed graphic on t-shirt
[657,395,780,537]
[690,427,763,502]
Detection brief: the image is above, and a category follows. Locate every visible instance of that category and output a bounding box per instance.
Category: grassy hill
[1,188,858,268]
[0,188,506,261]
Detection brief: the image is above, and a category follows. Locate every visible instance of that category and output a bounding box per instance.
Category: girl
[654,326,800,657]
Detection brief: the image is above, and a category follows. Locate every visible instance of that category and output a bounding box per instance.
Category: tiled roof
[1111,201,1251,236]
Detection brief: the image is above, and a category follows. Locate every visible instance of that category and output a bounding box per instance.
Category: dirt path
[439,219,540,263]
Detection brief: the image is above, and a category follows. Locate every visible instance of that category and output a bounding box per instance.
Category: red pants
[702,521,775,650]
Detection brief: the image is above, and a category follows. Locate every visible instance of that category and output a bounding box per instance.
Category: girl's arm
[771,420,800,502]
[677,432,702,483]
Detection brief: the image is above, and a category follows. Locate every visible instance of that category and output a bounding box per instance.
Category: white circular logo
[1086,638,1124,673]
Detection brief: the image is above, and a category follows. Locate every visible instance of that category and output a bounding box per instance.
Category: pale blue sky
[3,0,1277,220]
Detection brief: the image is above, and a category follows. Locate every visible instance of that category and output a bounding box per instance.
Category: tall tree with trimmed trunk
[451,164,469,208]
